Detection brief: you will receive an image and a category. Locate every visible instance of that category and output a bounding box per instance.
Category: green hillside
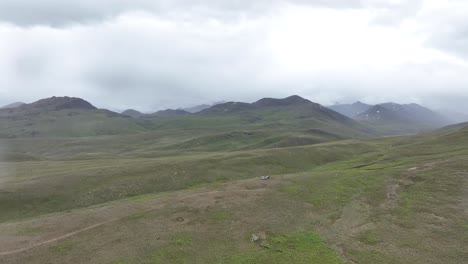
[1,96,467,263]
[0,109,153,138]
[0,122,467,263]
[0,96,375,153]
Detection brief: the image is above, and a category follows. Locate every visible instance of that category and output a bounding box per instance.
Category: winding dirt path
[0,188,265,257]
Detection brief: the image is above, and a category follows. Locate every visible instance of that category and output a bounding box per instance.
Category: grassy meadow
[0,106,467,263]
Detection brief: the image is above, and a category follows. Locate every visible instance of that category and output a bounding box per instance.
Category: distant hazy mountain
[358,104,410,122]
[328,101,372,118]
[369,103,448,124]
[199,101,254,114]
[180,101,226,113]
[200,95,318,114]
[3,95,458,139]
[0,102,25,109]
[438,110,468,124]
[10,96,98,112]
[356,102,450,134]
[122,109,145,118]
[0,97,148,138]
[198,95,354,124]
[122,108,191,118]
[195,95,373,138]
[150,109,190,117]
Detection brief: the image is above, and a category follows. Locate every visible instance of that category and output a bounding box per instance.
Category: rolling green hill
[144,95,374,144]
[0,97,152,138]
[1,96,375,152]
[1,95,467,263]
[0,121,467,263]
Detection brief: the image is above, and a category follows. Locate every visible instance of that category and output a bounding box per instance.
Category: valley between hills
[0,95,467,264]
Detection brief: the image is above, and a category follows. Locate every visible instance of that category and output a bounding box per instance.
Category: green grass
[357,230,382,245]
[0,140,378,222]
[0,101,374,140]
[227,233,343,264]
[207,208,231,224]
[148,233,195,264]
[127,212,148,220]
[53,241,74,255]
[13,226,42,235]
[120,231,343,264]
[349,250,394,264]
[282,167,387,212]
[0,109,151,138]
[1,113,468,263]
[124,192,170,203]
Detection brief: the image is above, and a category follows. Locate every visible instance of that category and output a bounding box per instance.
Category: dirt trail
[0,188,265,257]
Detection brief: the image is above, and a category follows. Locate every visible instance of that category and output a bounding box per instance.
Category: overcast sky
[0,0,467,113]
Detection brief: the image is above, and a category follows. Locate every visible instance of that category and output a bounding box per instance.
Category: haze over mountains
[328,102,372,118]
[3,101,467,264]
[121,109,145,118]
[0,102,25,109]
[180,101,226,113]
[2,1,468,262]
[330,101,458,134]
[2,98,468,264]
[1,95,465,141]
[0,96,150,138]
[0,95,367,142]
[2,94,468,264]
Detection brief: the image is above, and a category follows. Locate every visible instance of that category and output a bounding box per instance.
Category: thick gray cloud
[423,4,468,59]
[367,0,424,25]
[0,0,362,26]
[0,0,467,113]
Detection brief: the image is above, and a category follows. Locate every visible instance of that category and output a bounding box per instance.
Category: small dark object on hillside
[260,176,270,180]
[175,217,184,222]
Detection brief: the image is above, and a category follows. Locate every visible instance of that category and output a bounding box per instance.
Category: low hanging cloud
[0,0,364,26]
[0,0,467,113]
[422,1,468,60]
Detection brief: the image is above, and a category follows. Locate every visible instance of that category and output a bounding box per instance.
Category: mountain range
[0,95,369,147]
[120,101,226,118]
[328,101,372,117]
[0,96,149,138]
[179,101,226,113]
[2,95,468,264]
[329,101,457,134]
[1,96,465,139]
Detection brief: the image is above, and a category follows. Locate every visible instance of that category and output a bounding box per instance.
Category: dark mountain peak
[284,95,310,103]
[180,101,226,113]
[0,102,25,109]
[253,95,311,108]
[200,95,326,115]
[369,104,391,112]
[179,104,210,113]
[328,101,372,118]
[352,101,370,107]
[200,95,314,114]
[122,109,145,118]
[378,103,438,118]
[357,104,401,122]
[379,102,403,110]
[151,109,190,117]
[358,102,450,129]
[199,101,254,114]
[21,96,97,111]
